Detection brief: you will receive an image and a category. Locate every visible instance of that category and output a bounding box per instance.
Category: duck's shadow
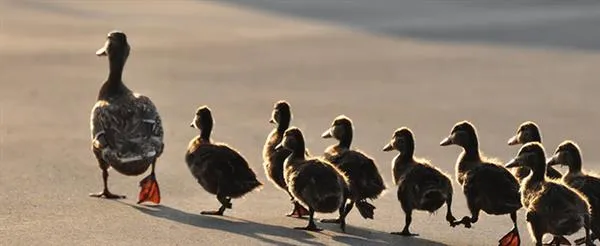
[325,224,449,246]
[120,202,323,246]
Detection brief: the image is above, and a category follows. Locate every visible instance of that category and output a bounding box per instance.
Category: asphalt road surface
[2,1,600,245]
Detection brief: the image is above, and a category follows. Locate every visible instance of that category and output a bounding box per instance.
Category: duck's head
[383,127,414,153]
[270,100,291,126]
[440,121,478,148]
[505,142,547,171]
[96,31,130,60]
[508,121,541,146]
[547,140,581,169]
[321,115,353,140]
[190,105,213,131]
[275,127,304,151]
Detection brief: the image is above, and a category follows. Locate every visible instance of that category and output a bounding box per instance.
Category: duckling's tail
[355,200,376,219]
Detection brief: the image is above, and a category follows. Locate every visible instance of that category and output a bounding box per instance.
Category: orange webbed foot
[499,227,520,246]
[137,173,160,204]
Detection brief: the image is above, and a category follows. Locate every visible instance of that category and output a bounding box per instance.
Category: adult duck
[507,121,562,181]
[440,121,521,246]
[383,127,455,236]
[276,127,349,232]
[506,142,592,246]
[89,31,163,204]
[262,100,309,217]
[320,115,386,224]
[547,140,600,245]
[186,106,262,216]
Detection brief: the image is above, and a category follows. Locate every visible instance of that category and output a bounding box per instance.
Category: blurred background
[2,1,600,245]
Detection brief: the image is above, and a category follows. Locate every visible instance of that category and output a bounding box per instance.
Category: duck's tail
[355,200,376,219]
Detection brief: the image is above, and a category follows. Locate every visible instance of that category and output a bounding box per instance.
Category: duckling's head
[547,140,582,169]
[190,106,213,131]
[321,115,353,140]
[269,100,291,126]
[505,142,547,171]
[383,127,414,153]
[440,121,478,148]
[276,127,305,152]
[96,31,130,60]
[508,121,541,146]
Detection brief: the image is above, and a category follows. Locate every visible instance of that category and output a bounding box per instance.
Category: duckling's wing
[464,164,521,214]
[336,150,386,199]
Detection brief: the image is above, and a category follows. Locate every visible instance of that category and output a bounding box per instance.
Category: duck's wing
[336,150,386,199]
[134,94,164,152]
[464,164,522,214]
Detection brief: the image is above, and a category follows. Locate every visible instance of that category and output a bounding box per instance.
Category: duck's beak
[96,40,109,56]
[440,136,453,146]
[269,118,275,124]
[546,152,560,166]
[382,143,394,152]
[507,135,519,145]
[505,157,521,168]
[321,128,333,138]
[189,122,195,128]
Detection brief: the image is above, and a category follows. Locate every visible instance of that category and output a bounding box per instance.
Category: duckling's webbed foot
[201,196,231,216]
[286,201,310,218]
[89,189,126,199]
[450,216,473,228]
[499,227,520,246]
[543,236,570,246]
[294,209,323,232]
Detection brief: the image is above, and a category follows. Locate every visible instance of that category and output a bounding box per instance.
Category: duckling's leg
[137,159,161,204]
[89,155,126,199]
[499,212,521,246]
[201,195,231,216]
[451,203,479,228]
[391,208,418,237]
[445,196,456,225]
[294,208,323,232]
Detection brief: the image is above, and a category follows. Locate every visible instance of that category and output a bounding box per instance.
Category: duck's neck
[337,131,353,149]
[566,151,583,175]
[528,163,547,183]
[276,119,290,135]
[98,55,129,100]
[290,141,307,160]
[398,143,415,163]
[199,123,212,142]
[461,143,481,162]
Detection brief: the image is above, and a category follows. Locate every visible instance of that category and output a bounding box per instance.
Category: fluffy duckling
[547,141,600,245]
[320,115,386,223]
[440,121,522,246]
[275,127,350,232]
[383,127,455,236]
[262,100,309,217]
[507,121,562,181]
[506,142,592,246]
[90,31,163,204]
[186,106,262,216]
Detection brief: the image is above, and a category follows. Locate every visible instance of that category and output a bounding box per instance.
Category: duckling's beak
[546,153,560,166]
[96,40,109,56]
[269,118,275,124]
[382,143,394,152]
[505,158,521,168]
[189,122,195,128]
[321,128,333,138]
[507,135,519,145]
[440,136,453,146]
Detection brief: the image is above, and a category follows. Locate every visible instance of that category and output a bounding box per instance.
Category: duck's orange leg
[137,161,160,204]
[499,212,521,246]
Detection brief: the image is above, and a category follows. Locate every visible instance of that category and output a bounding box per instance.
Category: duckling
[440,121,522,246]
[506,142,593,246]
[186,106,262,216]
[262,100,309,218]
[507,121,562,181]
[547,141,600,245]
[275,127,349,232]
[320,115,386,224]
[383,127,455,236]
[90,31,163,204]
